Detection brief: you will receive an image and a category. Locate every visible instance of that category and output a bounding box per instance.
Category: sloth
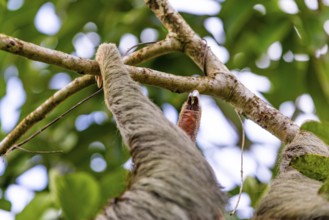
[254,131,329,220]
[95,43,226,220]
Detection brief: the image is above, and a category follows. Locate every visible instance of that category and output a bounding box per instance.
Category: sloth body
[95,44,225,220]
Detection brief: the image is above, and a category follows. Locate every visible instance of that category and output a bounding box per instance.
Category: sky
[0,0,324,219]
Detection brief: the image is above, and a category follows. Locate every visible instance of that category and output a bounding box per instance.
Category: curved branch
[144,0,230,77]
[123,33,182,65]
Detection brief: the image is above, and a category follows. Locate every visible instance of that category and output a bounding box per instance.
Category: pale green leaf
[16,193,53,220]
[301,121,329,146]
[51,171,101,220]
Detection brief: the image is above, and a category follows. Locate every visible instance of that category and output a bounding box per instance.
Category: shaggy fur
[95,44,226,220]
[254,132,329,219]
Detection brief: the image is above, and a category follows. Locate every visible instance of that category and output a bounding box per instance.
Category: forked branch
[0,0,299,156]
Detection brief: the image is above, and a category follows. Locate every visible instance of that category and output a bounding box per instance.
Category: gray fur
[254,131,329,219]
[95,44,225,220]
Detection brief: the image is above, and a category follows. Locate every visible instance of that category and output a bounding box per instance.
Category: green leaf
[307,58,329,121]
[301,121,329,146]
[220,0,255,40]
[16,193,53,220]
[319,178,329,201]
[0,0,5,8]
[0,199,11,211]
[264,60,306,108]
[50,171,101,220]
[290,154,329,181]
[242,176,268,208]
[99,168,128,205]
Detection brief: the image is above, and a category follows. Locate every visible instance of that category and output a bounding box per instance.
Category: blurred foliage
[301,120,329,145]
[1,0,329,219]
[50,171,101,220]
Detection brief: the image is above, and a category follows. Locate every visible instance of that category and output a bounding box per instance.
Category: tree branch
[0,29,299,155]
[0,33,181,72]
[123,33,182,65]
[144,0,230,77]
[0,33,182,155]
[0,34,99,75]
[0,0,300,154]
[143,0,299,143]
[0,1,322,218]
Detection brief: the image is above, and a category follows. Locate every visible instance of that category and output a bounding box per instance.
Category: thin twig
[14,88,102,149]
[6,146,63,155]
[4,89,102,156]
[0,75,95,155]
[122,35,182,65]
[230,110,245,215]
[124,41,157,56]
